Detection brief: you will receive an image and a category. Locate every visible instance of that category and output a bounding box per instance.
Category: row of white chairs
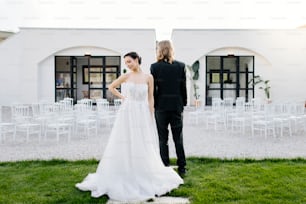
[0,98,120,143]
[188,97,306,138]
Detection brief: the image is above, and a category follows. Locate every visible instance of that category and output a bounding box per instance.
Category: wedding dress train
[76,82,183,202]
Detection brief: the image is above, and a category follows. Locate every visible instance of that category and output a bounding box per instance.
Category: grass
[0,158,305,204]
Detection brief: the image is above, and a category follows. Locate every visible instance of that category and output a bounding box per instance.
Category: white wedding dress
[76,82,183,202]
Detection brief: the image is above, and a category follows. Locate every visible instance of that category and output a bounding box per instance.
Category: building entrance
[55,55,120,104]
[206,55,254,105]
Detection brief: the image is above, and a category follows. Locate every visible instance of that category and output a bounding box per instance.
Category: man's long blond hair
[156,40,174,64]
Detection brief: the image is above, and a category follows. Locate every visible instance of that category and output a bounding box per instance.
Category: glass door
[206,56,254,105]
[104,66,119,100]
[238,56,254,101]
[85,56,120,103]
[71,56,77,102]
[88,56,104,101]
[104,57,120,103]
[55,55,121,104]
[55,56,77,102]
[222,56,237,99]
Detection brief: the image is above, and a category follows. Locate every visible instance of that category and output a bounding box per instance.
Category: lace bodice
[122,82,148,102]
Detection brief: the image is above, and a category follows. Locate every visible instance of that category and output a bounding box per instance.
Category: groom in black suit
[150,40,187,176]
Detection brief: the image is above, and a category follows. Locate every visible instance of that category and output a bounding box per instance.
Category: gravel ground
[1,109,306,162]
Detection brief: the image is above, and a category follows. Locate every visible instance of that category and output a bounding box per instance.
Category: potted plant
[187,61,200,107]
[193,83,201,107]
[248,75,271,102]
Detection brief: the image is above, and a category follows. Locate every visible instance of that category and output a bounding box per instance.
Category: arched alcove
[37,46,121,102]
[189,47,272,105]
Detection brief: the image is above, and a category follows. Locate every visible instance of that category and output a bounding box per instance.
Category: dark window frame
[55,55,121,103]
[205,55,255,105]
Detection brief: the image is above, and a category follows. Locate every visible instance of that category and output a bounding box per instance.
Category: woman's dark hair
[124,52,142,64]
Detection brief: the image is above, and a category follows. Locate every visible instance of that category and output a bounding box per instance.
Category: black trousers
[155,110,186,169]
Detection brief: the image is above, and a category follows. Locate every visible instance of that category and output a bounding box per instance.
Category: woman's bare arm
[108,74,129,99]
[147,74,154,115]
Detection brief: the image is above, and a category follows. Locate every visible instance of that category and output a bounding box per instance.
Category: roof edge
[172,28,304,31]
[19,27,155,31]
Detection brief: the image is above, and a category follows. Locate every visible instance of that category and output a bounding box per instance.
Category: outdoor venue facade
[172,29,306,105]
[0,28,306,106]
[0,28,156,105]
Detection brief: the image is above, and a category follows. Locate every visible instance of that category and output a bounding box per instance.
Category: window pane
[223,73,228,82]
[105,73,117,85]
[223,90,236,98]
[90,57,103,66]
[223,57,236,72]
[226,73,235,84]
[56,73,71,88]
[55,56,70,72]
[206,56,220,72]
[105,67,118,72]
[239,57,253,72]
[90,90,102,100]
[212,73,220,83]
[56,90,71,101]
[106,56,120,66]
[207,89,220,98]
[89,73,103,88]
[90,67,102,72]
[239,73,248,88]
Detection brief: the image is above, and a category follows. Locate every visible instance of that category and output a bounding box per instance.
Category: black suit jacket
[150,60,187,112]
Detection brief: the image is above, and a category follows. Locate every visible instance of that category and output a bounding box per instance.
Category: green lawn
[0,158,305,204]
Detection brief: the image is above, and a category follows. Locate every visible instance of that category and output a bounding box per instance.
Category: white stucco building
[0,28,156,105]
[172,29,306,105]
[0,27,306,106]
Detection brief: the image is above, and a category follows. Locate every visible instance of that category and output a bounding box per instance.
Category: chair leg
[289,123,292,137]
[68,126,71,142]
[44,127,48,141]
[280,123,283,137]
[86,123,90,138]
[95,122,98,136]
[13,126,16,141]
[26,127,30,143]
[252,125,254,137]
[56,127,60,142]
[40,125,42,141]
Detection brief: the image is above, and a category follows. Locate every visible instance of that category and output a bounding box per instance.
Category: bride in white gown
[75,52,183,202]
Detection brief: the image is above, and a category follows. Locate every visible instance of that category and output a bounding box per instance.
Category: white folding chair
[12,105,41,143]
[96,100,116,128]
[0,106,16,142]
[74,104,98,138]
[44,115,71,142]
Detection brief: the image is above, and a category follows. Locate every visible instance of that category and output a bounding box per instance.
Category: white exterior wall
[2,28,306,106]
[172,29,306,104]
[0,28,156,105]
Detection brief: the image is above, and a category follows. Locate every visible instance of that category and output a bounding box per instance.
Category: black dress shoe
[146,198,154,202]
[178,167,187,177]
